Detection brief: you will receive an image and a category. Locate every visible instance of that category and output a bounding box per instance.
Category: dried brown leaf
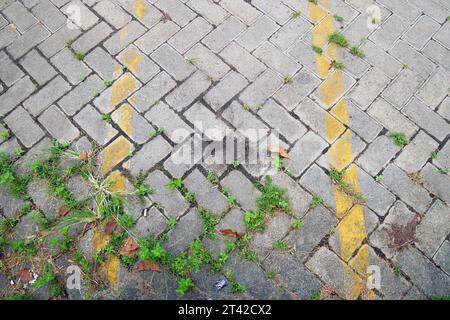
[17,269,33,283]
[119,237,139,257]
[268,146,291,159]
[218,229,241,239]
[136,260,161,272]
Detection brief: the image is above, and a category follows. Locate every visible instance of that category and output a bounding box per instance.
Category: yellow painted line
[132,0,148,20]
[121,48,142,75]
[92,2,147,288]
[308,0,373,299]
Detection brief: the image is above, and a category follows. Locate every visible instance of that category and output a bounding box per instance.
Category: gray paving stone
[294,97,345,143]
[0,51,24,87]
[164,134,203,178]
[93,0,131,29]
[19,49,57,86]
[185,103,231,141]
[376,0,420,23]
[394,247,450,298]
[73,104,117,145]
[62,0,98,30]
[415,200,450,258]
[204,72,249,111]
[368,98,418,139]
[236,15,278,52]
[2,1,37,33]
[184,168,228,215]
[202,16,246,53]
[434,240,450,275]
[0,183,25,219]
[221,101,268,139]
[352,164,396,217]
[356,135,400,176]
[188,0,228,25]
[185,43,230,81]
[253,41,301,76]
[85,47,122,81]
[145,169,190,219]
[130,71,176,112]
[4,106,44,148]
[434,22,450,48]
[111,103,154,144]
[150,43,195,81]
[38,26,81,58]
[168,16,212,54]
[434,139,450,170]
[403,15,440,50]
[253,212,291,257]
[7,24,50,59]
[11,210,40,240]
[221,170,260,212]
[264,251,321,299]
[402,286,427,300]
[402,97,450,142]
[258,99,307,143]
[132,207,167,239]
[252,0,292,25]
[270,16,312,50]
[349,244,411,300]
[421,163,450,203]
[219,0,262,25]
[409,0,449,23]
[438,97,450,122]
[31,0,66,32]
[58,74,104,115]
[0,75,35,116]
[300,164,336,211]
[104,20,146,55]
[145,101,192,143]
[38,105,79,143]
[0,24,19,50]
[305,247,362,300]
[395,131,439,173]
[332,99,382,143]
[224,254,280,299]
[23,75,71,116]
[361,40,403,79]
[274,69,321,111]
[71,22,113,53]
[349,67,390,110]
[28,179,65,220]
[382,164,432,214]
[164,207,202,255]
[135,21,180,54]
[390,41,436,79]
[129,136,172,176]
[271,172,312,218]
[239,69,283,109]
[219,42,266,81]
[369,14,408,51]
[382,68,424,109]
[50,48,91,85]
[165,70,211,111]
[417,67,450,110]
[154,0,197,28]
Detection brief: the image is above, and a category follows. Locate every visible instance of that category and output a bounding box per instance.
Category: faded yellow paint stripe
[132,0,148,20]
[309,0,372,299]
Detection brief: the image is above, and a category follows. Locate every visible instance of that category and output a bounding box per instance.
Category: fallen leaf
[136,260,161,272]
[160,10,172,23]
[119,237,139,257]
[17,269,33,283]
[105,219,117,235]
[58,207,70,217]
[219,229,241,239]
[79,151,89,162]
[385,217,419,250]
[268,146,291,159]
